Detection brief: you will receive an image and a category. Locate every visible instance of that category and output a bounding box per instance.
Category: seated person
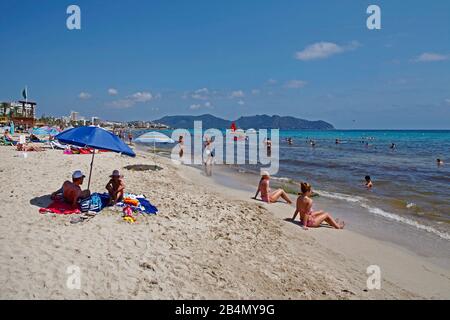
[29,133,40,142]
[106,170,125,205]
[253,171,292,204]
[51,170,91,208]
[3,129,16,144]
[292,182,344,230]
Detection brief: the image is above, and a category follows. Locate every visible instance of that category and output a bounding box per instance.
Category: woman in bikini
[253,171,292,204]
[292,182,344,230]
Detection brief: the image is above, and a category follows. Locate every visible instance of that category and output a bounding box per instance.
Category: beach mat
[39,200,81,215]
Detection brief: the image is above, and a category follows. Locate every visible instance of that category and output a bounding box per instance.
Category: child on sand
[292,182,344,230]
[106,170,125,205]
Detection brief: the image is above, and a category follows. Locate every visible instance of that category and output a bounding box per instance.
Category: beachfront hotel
[0,101,37,128]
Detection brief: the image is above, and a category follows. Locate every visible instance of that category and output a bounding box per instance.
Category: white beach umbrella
[135,131,175,154]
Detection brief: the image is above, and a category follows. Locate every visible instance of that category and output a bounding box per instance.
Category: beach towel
[39,200,81,215]
[116,193,158,214]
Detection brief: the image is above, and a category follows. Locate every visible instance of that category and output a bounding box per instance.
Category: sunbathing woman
[292,182,344,230]
[16,143,44,152]
[253,171,292,204]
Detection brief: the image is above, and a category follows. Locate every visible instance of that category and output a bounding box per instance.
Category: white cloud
[295,41,360,61]
[130,91,153,102]
[109,99,135,108]
[108,88,118,96]
[191,88,209,100]
[78,92,91,99]
[189,101,213,110]
[412,52,449,62]
[189,104,202,110]
[230,90,245,98]
[285,80,307,89]
[108,91,156,109]
[237,100,245,106]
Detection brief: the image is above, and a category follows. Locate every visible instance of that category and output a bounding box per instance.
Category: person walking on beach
[253,171,292,204]
[292,182,344,230]
[106,170,125,205]
[51,170,91,208]
[364,175,373,189]
[128,132,133,145]
[178,135,184,159]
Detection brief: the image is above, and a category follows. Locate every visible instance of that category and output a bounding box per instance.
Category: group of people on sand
[51,169,126,208]
[253,171,345,230]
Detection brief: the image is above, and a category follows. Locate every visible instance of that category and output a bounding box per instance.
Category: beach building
[0,101,36,128]
[70,111,79,122]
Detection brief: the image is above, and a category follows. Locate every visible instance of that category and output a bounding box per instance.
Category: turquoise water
[134,129,450,240]
[273,130,450,240]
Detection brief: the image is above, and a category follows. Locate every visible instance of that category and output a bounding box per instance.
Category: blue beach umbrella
[30,127,50,136]
[55,126,136,189]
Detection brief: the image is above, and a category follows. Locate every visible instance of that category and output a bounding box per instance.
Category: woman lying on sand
[292,182,344,230]
[253,171,292,204]
[16,143,44,152]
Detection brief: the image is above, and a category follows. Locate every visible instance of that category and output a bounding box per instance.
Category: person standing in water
[365,175,373,189]
[292,182,344,230]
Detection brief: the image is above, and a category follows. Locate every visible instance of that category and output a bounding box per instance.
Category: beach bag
[79,193,103,212]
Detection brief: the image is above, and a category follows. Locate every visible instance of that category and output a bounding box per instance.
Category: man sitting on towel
[106,170,125,205]
[51,170,91,208]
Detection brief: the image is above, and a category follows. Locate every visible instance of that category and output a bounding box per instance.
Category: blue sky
[1,0,449,129]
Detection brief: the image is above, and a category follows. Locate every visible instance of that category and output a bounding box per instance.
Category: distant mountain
[155,114,231,129]
[154,114,334,130]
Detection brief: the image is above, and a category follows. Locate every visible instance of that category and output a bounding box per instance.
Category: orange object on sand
[124,198,139,206]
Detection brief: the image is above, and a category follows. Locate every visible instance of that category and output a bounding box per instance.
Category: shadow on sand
[29,194,52,208]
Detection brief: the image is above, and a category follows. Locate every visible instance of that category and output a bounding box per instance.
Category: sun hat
[72,170,85,179]
[261,170,270,177]
[110,170,122,178]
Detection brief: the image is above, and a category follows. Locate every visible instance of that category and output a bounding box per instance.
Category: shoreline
[0,147,449,299]
[175,159,450,299]
[184,161,450,270]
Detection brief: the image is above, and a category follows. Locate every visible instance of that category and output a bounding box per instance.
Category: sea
[133,129,450,266]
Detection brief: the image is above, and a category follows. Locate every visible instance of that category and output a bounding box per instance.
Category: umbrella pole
[153,141,156,167]
[87,150,95,190]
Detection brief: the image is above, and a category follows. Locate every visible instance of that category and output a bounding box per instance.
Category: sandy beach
[0,146,449,299]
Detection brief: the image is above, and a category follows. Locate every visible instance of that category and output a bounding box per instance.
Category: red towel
[39,200,81,215]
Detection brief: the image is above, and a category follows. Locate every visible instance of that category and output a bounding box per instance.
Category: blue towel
[136,196,158,214]
[79,193,109,212]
